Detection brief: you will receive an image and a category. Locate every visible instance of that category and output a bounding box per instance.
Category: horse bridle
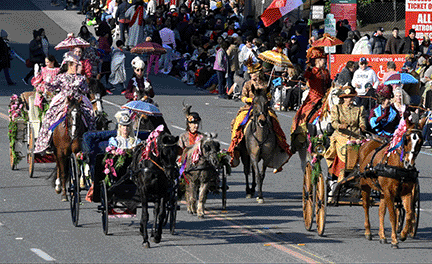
[251,110,272,146]
[400,128,423,158]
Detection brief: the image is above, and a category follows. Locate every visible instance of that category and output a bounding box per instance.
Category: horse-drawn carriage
[301,108,423,248]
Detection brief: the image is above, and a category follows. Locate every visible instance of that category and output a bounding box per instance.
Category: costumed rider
[368,84,400,139]
[124,56,155,103]
[178,104,204,152]
[33,51,96,154]
[108,110,142,149]
[228,57,292,173]
[290,47,331,153]
[324,86,366,195]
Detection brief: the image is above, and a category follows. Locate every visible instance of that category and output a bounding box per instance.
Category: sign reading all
[406,0,432,38]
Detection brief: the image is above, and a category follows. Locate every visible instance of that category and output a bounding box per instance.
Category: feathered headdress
[245,56,262,74]
[183,103,201,124]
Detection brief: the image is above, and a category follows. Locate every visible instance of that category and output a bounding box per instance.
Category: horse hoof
[400,235,407,242]
[153,236,161,244]
[257,198,264,204]
[61,196,68,202]
[380,238,387,244]
[365,234,372,241]
[197,214,204,219]
[391,243,399,249]
[246,194,253,199]
[55,188,61,194]
[143,242,150,248]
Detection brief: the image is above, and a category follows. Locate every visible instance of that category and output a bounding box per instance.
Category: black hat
[183,104,201,124]
[377,27,384,32]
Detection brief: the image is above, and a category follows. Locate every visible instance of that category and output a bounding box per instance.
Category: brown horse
[52,97,88,201]
[355,112,426,248]
[87,78,111,130]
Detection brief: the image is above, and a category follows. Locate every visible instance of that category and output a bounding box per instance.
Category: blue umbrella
[384,72,419,85]
[121,101,163,116]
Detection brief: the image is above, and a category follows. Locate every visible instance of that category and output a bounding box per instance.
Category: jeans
[119,22,128,43]
[159,47,173,73]
[226,70,234,92]
[1,67,13,84]
[216,70,226,95]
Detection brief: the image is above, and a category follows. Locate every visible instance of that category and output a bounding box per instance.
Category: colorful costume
[291,48,331,151]
[31,66,60,109]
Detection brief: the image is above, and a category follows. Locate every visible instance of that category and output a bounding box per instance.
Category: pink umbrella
[55,33,90,50]
[260,0,303,27]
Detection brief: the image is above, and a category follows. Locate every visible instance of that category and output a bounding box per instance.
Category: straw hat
[244,56,262,74]
[339,86,357,98]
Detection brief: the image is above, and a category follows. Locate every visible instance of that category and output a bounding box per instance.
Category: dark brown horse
[130,131,179,248]
[88,78,111,130]
[241,85,277,203]
[356,112,426,248]
[52,97,88,201]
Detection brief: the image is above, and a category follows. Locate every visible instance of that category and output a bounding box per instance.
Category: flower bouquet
[103,146,133,186]
[8,94,28,167]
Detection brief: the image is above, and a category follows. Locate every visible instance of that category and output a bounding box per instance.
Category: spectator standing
[145,37,160,76]
[382,61,398,84]
[336,61,356,86]
[385,27,402,54]
[226,35,239,97]
[146,0,157,17]
[115,0,131,44]
[352,34,371,54]
[238,35,258,81]
[369,27,387,54]
[351,57,379,105]
[38,28,50,57]
[78,25,96,43]
[342,31,355,54]
[402,60,421,105]
[398,29,419,55]
[125,0,146,49]
[0,29,15,85]
[214,40,229,98]
[97,32,112,87]
[419,35,430,55]
[23,30,45,85]
[159,21,176,74]
[109,40,127,92]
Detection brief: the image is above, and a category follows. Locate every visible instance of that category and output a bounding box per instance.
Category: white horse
[297,83,343,172]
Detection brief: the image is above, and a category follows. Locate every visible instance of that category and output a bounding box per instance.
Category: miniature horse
[183,134,221,218]
[240,85,277,203]
[357,112,426,248]
[130,131,179,248]
[52,97,87,201]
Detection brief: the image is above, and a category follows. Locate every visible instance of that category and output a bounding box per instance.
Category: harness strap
[149,158,164,172]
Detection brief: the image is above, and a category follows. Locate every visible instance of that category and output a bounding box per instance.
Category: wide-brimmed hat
[115,110,133,126]
[183,104,201,124]
[244,56,262,74]
[306,47,326,63]
[61,51,80,66]
[376,83,393,99]
[339,86,357,98]
[131,56,145,69]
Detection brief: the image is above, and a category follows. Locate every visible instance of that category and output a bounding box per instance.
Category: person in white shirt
[351,57,379,105]
[351,34,372,55]
[238,35,258,81]
[159,21,176,74]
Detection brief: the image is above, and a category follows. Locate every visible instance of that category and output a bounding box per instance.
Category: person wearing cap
[228,57,292,170]
[401,59,421,105]
[0,29,15,85]
[369,84,400,138]
[108,110,142,149]
[398,29,419,55]
[124,56,155,102]
[324,86,365,196]
[34,52,96,154]
[238,35,259,81]
[178,105,204,151]
[342,31,355,54]
[351,57,379,105]
[291,47,331,152]
[360,82,377,116]
[369,27,387,54]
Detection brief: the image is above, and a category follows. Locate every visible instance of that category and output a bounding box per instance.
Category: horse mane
[319,82,340,121]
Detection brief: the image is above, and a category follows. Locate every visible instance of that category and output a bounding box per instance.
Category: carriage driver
[369,84,400,139]
[108,110,142,149]
[228,57,292,172]
[324,86,366,193]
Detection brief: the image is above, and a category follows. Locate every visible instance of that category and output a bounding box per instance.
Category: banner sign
[329,54,406,82]
[331,3,357,30]
[312,5,324,20]
[406,0,432,39]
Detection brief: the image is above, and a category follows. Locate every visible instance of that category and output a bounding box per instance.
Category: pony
[355,111,426,248]
[88,78,111,130]
[297,82,343,172]
[130,130,179,248]
[240,85,277,203]
[183,133,221,218]
[52,97,88,201]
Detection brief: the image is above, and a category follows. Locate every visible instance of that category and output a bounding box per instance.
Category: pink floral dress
[34,73,96,153]
[31,67,60,109]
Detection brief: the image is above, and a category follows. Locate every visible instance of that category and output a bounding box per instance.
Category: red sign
[406,0,432,39]
[329,54,406,82]
[331,3,357,30]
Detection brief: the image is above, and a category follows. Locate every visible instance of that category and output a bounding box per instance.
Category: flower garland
[8,94,28,167]
[103,146,132,186]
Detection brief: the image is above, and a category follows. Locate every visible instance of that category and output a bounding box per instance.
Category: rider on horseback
[291,47,331,153]
[34,52,96,154]
[178,105,204,151]
[228,57,292,171]
[124,56,155,102]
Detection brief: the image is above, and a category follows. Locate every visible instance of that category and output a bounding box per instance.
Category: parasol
[55,33,90,50]
[384,73,419,85]
[311,33,343,74]
[121,101,163,116]
[130,42,167,54]
[258,50,293,86]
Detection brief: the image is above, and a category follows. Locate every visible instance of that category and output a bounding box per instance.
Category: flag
[261,0,304,27]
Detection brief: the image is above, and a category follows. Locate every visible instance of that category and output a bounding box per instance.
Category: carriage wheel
[69,153,80,227]
[28,126,35,178]
[410,182,420,238]
[315,172,327,237]
[221,167,227,210]
[101,180,109,235]
[302,163,314,231]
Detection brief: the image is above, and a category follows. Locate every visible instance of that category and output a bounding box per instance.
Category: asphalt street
[1,0,432,263]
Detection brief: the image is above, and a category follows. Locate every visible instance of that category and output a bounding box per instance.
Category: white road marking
[30,248,56,262]
[0,222,3,226]
[15,237,23,240]
[101,99,122,109]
